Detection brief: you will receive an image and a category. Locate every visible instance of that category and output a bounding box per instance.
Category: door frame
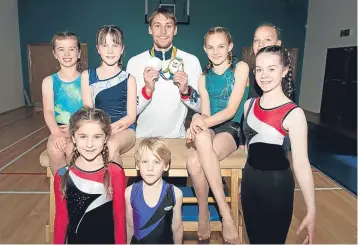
[27,43,88,106]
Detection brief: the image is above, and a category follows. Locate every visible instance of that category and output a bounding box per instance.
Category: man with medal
[127,8,202,138]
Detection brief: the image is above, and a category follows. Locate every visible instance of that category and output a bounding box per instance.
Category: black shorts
[212,121,243,148]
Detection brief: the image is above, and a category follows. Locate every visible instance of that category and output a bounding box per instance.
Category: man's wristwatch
[181,86,192,96]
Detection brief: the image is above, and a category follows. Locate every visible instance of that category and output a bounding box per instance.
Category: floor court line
[0,191,49,194]
[0,125,47,153]
[0,110,33,129]
[295,187,342,191]
[0,108,34,128]
[312,166,355,196]
[0,137,49,172]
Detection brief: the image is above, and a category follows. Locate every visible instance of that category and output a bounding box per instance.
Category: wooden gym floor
[0,107,356,244]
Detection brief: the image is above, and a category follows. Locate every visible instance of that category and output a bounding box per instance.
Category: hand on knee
[47,141,66,156]
[48,133,68,153]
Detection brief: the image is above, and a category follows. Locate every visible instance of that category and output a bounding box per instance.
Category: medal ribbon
[150,46,178,80]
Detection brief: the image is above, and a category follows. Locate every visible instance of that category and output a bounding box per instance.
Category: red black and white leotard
[54,162,126,244]
[244,97,298,170]
[241,97,299,244]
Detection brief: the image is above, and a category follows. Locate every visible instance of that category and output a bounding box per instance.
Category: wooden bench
[40,138,246,243]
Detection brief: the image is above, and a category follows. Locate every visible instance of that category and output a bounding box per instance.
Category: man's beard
[155,41,171,50]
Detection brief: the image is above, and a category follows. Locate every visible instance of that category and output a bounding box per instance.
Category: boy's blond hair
[148,7,177,27]
[134,137,171,167]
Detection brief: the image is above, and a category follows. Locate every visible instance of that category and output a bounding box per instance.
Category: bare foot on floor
[222,216,239,244]
[198,212,211,241]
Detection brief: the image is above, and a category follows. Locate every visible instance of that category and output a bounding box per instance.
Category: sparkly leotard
[54,162,126,244]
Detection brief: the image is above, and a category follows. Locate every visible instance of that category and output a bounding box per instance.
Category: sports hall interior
[0,0,356,243]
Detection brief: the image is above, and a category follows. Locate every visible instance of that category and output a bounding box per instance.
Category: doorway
[27,43,88,107]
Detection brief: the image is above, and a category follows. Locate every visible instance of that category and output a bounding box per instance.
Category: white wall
[0,0,24,114]
[299,0,357,113]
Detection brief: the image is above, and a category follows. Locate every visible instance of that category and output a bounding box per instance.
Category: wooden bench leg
[237,170,244,243]
[238,201,243,244]
[230,169,242,243]
[46,167,51,178]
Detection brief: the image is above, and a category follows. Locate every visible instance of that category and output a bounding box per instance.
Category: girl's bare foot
[222,216,239,244]
[198,212,211,241]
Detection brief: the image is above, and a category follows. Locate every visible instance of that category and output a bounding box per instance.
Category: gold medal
[168,57,184,74]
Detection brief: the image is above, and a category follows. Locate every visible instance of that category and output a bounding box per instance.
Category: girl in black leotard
[241,45,315,244]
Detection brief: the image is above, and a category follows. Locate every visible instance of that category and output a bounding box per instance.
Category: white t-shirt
[127,48,202,138]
